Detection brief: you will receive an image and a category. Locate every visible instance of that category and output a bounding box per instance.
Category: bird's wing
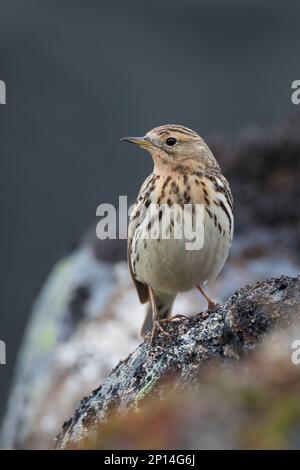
[127,239,148,304]
[127,173,154,304]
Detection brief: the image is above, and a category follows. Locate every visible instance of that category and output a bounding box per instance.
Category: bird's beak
[120,136,152,149]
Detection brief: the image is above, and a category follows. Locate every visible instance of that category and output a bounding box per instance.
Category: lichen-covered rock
[56,275,300,449]
[58,325,300,450]
[0,244,142,449]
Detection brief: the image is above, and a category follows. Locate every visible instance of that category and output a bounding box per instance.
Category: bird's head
[121,124,219,174]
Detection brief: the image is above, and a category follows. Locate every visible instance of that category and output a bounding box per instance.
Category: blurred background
[0,0,300,444]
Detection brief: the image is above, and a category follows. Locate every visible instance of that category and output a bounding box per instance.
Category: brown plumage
[123,125,234,343]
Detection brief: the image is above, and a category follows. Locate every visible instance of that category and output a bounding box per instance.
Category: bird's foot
[197,285,217,311]
[161,314,188,323]
[150,319,172,345]
[207,300,217,311]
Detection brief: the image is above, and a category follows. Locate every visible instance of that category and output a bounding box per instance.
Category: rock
[56,275,300,449]
[0,243,141,449]
[212,113,300,246]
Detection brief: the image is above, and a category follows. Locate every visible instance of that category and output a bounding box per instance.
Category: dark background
[0,0,299,422]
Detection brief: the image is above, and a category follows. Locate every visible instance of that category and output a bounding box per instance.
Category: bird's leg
[148,286,171,344]
[197,285,216,310]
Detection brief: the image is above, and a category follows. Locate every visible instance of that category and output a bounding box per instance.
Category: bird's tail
[141,291,176,337]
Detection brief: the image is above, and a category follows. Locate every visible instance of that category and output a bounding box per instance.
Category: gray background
[0,0,299,422]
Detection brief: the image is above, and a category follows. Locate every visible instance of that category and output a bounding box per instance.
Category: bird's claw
[160,314,187,323]
[150,320,171,345]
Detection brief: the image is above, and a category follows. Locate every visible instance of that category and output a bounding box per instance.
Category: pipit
[122,125,234,343]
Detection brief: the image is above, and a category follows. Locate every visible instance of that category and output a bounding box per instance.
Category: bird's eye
[165,137,177,147]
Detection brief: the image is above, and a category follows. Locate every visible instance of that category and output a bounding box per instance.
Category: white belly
[132,205,232,295]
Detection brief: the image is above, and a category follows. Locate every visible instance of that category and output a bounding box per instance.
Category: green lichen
[36,324,57,352]
[134,373,159,410]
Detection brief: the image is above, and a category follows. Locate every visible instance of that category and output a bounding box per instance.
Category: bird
[122,125,234,343]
